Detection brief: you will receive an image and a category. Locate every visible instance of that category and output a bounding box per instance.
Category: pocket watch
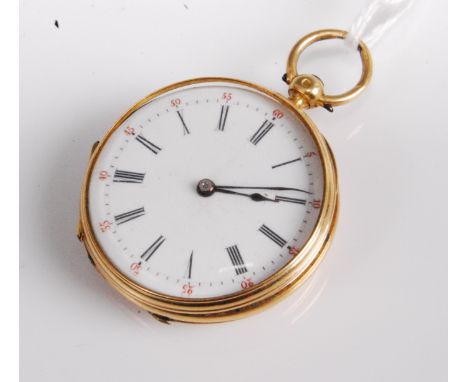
[77,29,372,323]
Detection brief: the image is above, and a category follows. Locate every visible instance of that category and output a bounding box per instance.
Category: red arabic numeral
[288,246,300,256]
[182,283,194,296]
[311,199,322,209]
[241,277,255,289]
[124,126,135,135]
[222,92,232,101]
[304,151,317,158]
[170,98,181,107]
[98,170,109,180]
[130,262,142,275]
[272,109,284,119]
[99,220,112,232]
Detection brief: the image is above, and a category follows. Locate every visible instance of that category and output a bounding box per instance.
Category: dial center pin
[197,178,216,197]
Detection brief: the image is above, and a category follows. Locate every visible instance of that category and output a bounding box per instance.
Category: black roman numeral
[275,195,306,205]
[185,251,193,279]
[114,207,145,225]
[226,245,248,275]
[135,134,162,155]
[140,235,166,262]
[218,105,229,131]
[271,157,302,169]
[176,110,190,135]
[258,224,287,248]
[113,169,145,183]
[250,120,274,145]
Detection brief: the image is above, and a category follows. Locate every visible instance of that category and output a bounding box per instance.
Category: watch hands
[215,185,312,195]
[196,178,310,203]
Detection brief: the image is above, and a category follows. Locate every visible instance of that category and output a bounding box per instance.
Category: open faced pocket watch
[77,29,372,323]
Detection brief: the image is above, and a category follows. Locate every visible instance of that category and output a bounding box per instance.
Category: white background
[20,1,447,381]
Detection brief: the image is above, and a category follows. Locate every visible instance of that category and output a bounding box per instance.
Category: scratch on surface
[184,3,188,9]
[346,123,365,140]
[54,20,59,29]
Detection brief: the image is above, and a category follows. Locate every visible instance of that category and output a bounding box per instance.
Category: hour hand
[197,179,278,202]
[214,187,278,202]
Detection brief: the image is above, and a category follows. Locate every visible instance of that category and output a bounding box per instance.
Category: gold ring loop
[286,29,373,110]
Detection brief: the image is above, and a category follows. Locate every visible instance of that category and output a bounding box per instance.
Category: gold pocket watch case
[77,30,371,323]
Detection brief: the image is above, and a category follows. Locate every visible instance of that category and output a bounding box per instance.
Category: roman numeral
[218,105,229,131]
[271,157,302,169]
[226,245,248,275]
[275,196,306,205]
[135,134,162,155]
[114,207,145,225]
[250,120,274,145]
[113,169,145,183]
[140,235,166,262]
[176,110,190,135]
[258,224,287,247]
[185,251,193,279]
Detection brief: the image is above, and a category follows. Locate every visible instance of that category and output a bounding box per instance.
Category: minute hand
[215,185,312,195]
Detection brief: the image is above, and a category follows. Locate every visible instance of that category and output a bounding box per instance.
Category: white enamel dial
[88,81,324,298]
